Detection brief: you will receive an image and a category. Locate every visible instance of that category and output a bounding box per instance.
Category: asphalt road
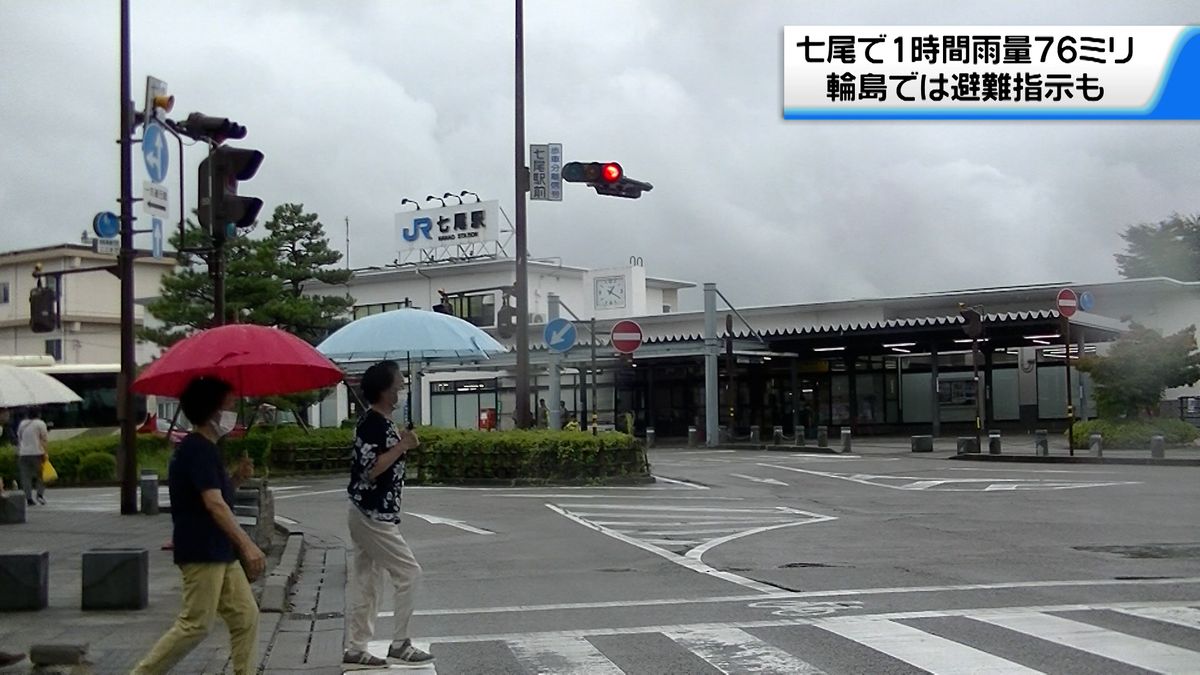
[268,446,1200,674]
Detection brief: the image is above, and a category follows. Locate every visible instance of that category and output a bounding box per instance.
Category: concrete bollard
[82,548,148,610]
[773,425,783,445]
[687,426,698,447]
[646,427,655,448]
[840,427,852,453]
[1151,434,1165,459]
[1035,429,1049,456]
[794,426,806,447]
[988,431,1002,455]
[140,470,159,515]
[29,644,89,667]
[0,550,49,611]
[749,425,760,443]
[817,427,829,448]
[911,435,934,452]
[1,493,27,525]
[956,436,979,454]
[1089,433,1103,457]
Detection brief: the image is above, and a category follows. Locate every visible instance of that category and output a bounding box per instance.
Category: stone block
[956,436,979,454]
[911,435,933,452]
[0,550,48,611]
[0,492,26,524]
[82,548,148,610]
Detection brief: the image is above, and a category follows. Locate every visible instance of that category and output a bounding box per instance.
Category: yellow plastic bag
[42,459,58,483]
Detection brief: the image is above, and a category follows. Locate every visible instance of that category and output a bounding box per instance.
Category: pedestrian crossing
[362,601,1200,674]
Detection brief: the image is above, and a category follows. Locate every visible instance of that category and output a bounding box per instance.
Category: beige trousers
[345,504,423,652]
[133,561,259,675]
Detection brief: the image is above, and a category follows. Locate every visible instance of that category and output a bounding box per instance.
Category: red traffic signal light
[600,162,622,183]
[562,162,623,184]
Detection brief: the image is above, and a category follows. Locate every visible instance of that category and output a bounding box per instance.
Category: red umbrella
[133,324,344,398]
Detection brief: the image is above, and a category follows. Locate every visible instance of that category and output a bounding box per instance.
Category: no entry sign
[610,320,643,354]
[1056,288,1078,318]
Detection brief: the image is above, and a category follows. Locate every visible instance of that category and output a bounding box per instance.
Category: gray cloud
[2,0,1199,315]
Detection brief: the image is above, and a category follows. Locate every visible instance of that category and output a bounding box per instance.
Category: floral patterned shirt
[347,409,405,522]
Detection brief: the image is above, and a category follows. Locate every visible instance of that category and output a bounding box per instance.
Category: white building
[0,240,174,364]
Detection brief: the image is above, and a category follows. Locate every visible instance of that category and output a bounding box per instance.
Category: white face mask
[213,410,238,438]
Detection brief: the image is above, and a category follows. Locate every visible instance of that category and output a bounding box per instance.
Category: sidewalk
[0,496,283,674]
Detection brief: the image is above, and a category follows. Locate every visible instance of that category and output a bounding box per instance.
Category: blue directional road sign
[544,317,577,353]
[92,211,119,239]
[1078,291,1095,312]
[142,121,169,183]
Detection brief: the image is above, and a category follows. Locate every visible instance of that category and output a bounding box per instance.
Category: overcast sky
[3,1,1199,312]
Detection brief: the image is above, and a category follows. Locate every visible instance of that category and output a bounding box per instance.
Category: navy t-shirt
[169,433,236,565]
[347,409,405,522]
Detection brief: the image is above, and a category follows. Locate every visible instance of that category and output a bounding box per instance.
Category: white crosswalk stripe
[402,602,1200,675]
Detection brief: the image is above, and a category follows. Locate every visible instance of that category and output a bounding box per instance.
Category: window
[0,282,8,304]
[45,339,63,361]
[448,293,497,328]
[352,300,410,320]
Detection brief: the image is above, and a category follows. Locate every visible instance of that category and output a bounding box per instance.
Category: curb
[947,454,1200,466]
[260,516,305,613]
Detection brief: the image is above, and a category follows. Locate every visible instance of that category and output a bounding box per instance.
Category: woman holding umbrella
[133,376,265,675]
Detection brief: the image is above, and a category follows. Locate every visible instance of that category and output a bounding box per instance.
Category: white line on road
[496,494,744,501]
[507,635,624,674]
[546,503,783,594]
[651,475,709,489]
[939,467,1119,474]
[976,611,1200,672]
[730,473,789,486]
[556,504,799,513]
[1114,606,1200,630]
[408,599,1199,644]
[381,578,1200,619]
[275,488,344,500]
[589,518,792,526]
[817,618,1042,674]
[759,463,1141,491]
[407,512,493,535]
[665,626,826,674]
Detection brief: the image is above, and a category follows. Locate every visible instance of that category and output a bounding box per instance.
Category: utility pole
[513,0,531,429]
[117,0,138,515]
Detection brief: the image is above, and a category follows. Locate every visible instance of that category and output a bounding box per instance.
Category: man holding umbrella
[342,362,434,669]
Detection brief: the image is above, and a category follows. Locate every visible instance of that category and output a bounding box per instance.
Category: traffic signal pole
[513,0,531,429]
[117,0,138,515]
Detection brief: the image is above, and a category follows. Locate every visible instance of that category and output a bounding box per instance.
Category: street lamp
[459,190,481,203]
[400,198,421,211]
[443,192,463,205]
[425,195,446,208]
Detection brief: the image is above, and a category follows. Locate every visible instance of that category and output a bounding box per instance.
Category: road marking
[651,475,709,489]
[507,635,623,674]
[411,600,1199,644]
[975,611,1200,672]
[556,504,796,513]
[407,512,493,535]
[940,467,1118,474]
[275,488,344,500]
[547,503,783,594]
[274,515,298,526]
[665,626,825,674]
[817,618,1042,674]
[384,578,1200,619]
[731,473,789,486]
[590,518,791,526]
[269,485,310,491]
[759,464,1141,492]
[1113,605,1200,630]
[497,494,744,501]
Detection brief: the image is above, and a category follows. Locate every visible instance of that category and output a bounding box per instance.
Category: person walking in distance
[16,408,49,506]
[133,377,264,675]
[343,363,435,669]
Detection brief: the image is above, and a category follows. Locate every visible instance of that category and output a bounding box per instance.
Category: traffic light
[180,112,248,144]
[562,162,623,184]
[561,161,653,199]
[29,275,57,334]
[198,145,264,245]
[959,304,983,338]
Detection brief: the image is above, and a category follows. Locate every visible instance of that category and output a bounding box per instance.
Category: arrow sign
[408,512,493,535]
[1056,288,1078,318]
[611,319,643,354]
[142,121,169,184]
[730,473,789,486]
[544,317,577,353]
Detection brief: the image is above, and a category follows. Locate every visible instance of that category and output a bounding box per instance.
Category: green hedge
[1070,418,1200,449]
[1,426,651,486]
[78,452,117,482]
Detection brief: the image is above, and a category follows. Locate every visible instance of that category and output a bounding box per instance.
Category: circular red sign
[1056,288,1078,317]
[610,320,643,354]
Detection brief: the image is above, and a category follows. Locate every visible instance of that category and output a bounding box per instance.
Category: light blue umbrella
[316,308,507,363]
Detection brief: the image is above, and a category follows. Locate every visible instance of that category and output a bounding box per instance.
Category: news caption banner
[783,26,1200,119]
